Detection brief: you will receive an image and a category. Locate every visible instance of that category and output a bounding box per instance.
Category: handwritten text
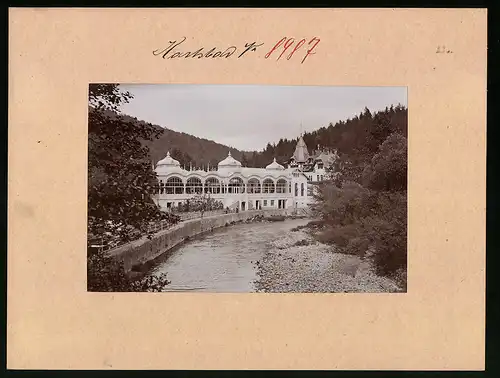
[152,37,320,63]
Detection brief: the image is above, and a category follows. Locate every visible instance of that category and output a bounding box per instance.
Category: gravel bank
[254,228,403,293]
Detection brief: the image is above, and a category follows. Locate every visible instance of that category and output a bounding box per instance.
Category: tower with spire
[288,123,310,169]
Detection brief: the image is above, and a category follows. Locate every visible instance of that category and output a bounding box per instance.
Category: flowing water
[150,218,310,292]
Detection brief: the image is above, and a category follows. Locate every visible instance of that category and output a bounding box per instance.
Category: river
[149,218,311,292]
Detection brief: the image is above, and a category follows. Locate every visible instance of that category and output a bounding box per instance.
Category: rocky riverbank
[253,227,403,293]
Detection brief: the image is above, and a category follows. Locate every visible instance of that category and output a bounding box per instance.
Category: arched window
[301,183,305,196]
[186,177,203,194]
[294,183,298,196]
[159,180,164,194]
[289,182,292,193]
[248,178,261,194]
[228,177,244,194]
[205,177,220,194]
[276,179,287,194]
[165,176,184,194]
[263,179,275,194]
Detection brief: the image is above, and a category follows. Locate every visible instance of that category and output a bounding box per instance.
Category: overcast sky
[118,84,407,151]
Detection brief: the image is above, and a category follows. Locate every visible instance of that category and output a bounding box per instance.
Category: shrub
[345,236,371,257]
[87,248,170,292]
[311,181,378,226]
[316,223,360,250]
[311,135,407,278]
[362,201,407,277]
[306,220,324,229]
[293,239,312,247]
[290,224,308,232]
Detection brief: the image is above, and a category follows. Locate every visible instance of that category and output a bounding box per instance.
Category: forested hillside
[250,104,407,168]
[104,104,407,170]
[96,110,249,167]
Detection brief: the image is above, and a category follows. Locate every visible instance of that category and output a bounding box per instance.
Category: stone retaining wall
[108,209,289,273]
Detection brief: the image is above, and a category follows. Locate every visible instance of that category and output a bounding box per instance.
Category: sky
[118,84,407,151]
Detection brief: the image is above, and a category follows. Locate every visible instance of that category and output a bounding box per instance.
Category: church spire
[292,125,310,163]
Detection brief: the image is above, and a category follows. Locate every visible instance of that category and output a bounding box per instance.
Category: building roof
[266,157,285,170]
[291,135,310,163]
[157,151,180,167]
[314,151,329,161]
[218,151,242,167]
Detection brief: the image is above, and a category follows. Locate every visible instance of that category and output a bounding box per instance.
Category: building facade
[153,135,337,212]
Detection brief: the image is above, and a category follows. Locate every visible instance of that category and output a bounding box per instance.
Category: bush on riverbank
[310,132,407,283]
[293,239,314,247]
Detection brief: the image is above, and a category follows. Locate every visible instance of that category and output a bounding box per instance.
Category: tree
[88,84,178,240]
[87,84,177,291]
[362,107,372,119]
[251,151,259,167]
[241,153,249,167]
[170,148,184,165]
[362,133,407,192]
[366,111,393,154]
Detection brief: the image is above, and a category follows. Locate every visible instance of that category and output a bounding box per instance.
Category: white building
[153,135,337,212]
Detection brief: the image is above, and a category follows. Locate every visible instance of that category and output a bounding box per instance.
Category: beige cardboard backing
[8,8,487,370]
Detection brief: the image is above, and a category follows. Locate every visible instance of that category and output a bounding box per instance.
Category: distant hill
[92,104,407,170]
[146,123,249,169]
[93,108,252,168]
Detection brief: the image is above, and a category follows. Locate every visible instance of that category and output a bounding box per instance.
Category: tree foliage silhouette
[87,84,176,292]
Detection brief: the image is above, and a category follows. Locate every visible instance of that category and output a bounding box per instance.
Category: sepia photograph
[7,7,487,371]
[87,84,408,293]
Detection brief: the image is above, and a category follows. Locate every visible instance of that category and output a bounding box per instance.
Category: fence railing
[177,209,228,221]
[146,219,175,234]
[89,207,288,254]
[88,237,120,253]
[89,220,176,253]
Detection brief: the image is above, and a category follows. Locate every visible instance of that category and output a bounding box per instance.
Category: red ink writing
[265,37,287,59]
[288,38,306,60]
[302,37,320,64]
[277,38,295,60]
[265,37,320,64]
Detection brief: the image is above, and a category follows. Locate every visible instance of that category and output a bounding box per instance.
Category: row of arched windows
[156,176,290,195]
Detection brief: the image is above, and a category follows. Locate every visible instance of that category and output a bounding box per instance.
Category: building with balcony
[152,135,337,212]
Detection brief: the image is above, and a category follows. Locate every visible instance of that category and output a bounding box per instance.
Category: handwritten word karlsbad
[153,37,321,64]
